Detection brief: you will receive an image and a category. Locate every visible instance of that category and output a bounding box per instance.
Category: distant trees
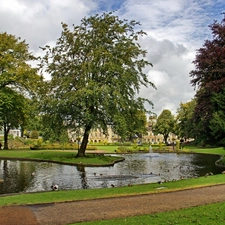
[190,16,225,146]
[40,12,155,157]
[126,110,148,142]
[153,109,175,144]
[176,99,196,140]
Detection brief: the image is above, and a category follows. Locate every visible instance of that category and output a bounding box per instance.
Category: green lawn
[95,145,119,153]
[190,147,225,155]
[0,149,124,166]
[70,201,225,225]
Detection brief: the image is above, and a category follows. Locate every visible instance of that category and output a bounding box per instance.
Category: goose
[51,184,59,191]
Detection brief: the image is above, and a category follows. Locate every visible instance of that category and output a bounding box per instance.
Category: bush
[30,130,39,139]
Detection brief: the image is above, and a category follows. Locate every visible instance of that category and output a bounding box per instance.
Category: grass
[0,174,225,206]
[0,149,124,166]
[95,145,119,153]
[190,147,225,155]
[70,201,225,225]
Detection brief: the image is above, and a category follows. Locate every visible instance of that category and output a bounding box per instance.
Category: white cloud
[0,0,96,50]
[0,0,224,116]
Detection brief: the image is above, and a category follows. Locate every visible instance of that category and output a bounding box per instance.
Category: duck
[51,184,59,191]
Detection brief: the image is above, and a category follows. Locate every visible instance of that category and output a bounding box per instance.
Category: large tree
[0,88,28,149]
[40,12,155,157]
[209,88,225,146]
[190,16,225,145]
[0,32,42,148]
[153,109,175,144]
[0,32,40,93]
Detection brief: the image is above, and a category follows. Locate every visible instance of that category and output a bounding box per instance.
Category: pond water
[0,153,222,195]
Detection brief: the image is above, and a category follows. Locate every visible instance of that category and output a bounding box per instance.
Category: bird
[111,184,115,187]
[0,179,4,183]
[158,181,162,184]
[51,184,59,191]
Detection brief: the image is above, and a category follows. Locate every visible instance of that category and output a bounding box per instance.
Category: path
[0,184,225,225]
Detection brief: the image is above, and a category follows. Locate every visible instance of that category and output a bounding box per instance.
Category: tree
[190,16,225,145]
[0,32,42,148]
[40,12,155,157]
[0,32,41,93]
[125,110,148,142]
[153,109,175,144]
[176,99,196,140]
[0,88,28,149]
[209,88,225,146]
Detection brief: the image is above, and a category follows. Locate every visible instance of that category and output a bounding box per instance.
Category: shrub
[30,130,39,139]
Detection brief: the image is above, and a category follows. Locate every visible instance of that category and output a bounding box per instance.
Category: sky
[0,0,224,116]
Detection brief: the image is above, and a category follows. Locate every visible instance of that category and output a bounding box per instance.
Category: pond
[0,153,222,195]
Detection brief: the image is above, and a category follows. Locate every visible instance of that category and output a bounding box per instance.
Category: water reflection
[0,153,222,195]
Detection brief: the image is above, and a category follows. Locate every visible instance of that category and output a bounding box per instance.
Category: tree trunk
[164,134,169,145]
[3,123,10,150]
[76,125,91,157]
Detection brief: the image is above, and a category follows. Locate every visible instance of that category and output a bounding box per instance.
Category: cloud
[0,0,96,51]
[138,36,195,115]
[1,0,224,116]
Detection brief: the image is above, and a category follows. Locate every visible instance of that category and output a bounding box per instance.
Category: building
[0,128,21,139]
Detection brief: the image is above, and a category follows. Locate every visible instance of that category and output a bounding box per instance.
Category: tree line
[0,12,225,155]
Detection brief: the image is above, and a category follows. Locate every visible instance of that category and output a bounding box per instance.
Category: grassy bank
[1,174,225,206]
[190,147,225,155]
[0,149,124,166]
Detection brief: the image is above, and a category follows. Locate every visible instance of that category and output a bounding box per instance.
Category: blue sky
[0,0,224,116]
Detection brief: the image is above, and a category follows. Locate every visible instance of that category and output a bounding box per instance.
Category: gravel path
[1,184,225,225]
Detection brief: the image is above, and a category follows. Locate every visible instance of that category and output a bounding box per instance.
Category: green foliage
[209,89,225,146]
[0,32,42,149]
[154,109,175,143]
[159,141,162,150]
[176,99,196,139]
[126,110,148,141]
[30,130,39,139]
[39,12,155,156]
[190,17,225,146]
[0,87,28,148]
[0,32,39,89]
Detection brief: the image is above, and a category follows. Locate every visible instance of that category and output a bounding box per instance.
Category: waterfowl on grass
[51,184,59,191]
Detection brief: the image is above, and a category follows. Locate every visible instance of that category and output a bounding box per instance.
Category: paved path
[1,184,225,225]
